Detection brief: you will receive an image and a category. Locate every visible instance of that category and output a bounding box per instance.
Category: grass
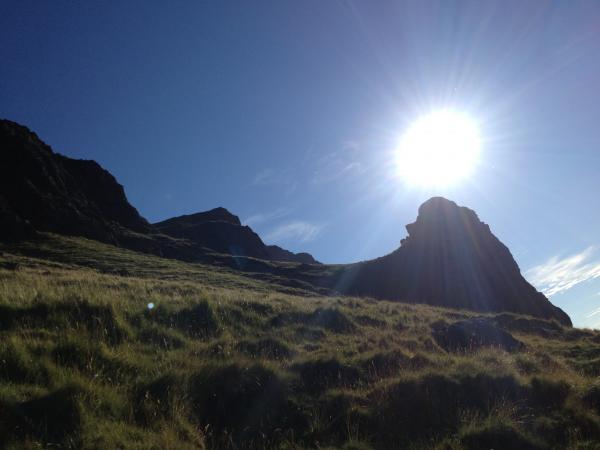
[0,234,599,449]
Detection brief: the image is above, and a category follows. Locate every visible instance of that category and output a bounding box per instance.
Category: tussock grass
[0,234,599,448]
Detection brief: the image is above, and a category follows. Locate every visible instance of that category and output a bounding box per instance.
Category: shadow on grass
[189,363,307,448]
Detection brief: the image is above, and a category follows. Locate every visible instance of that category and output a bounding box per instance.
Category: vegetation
[1,234,599,449]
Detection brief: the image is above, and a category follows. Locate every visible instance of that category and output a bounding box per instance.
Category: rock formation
[0,119,150,244]
[0,119,571,325]
[336,197,571,325]
[0,119,319,264]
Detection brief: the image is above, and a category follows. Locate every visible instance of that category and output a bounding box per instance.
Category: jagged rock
[338,197,572,326]
[0,119,150,244]
[155,208,320,263]
[154,208,270,259]
[432,318,524,352]
[265,245,320,264]
[0,119,319,265]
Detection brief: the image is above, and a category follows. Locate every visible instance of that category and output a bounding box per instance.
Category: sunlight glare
[397,110,481,187]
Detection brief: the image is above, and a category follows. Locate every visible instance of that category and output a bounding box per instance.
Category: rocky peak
[341,197,572,326]
[154,207,241,229]
[0,119,150,243]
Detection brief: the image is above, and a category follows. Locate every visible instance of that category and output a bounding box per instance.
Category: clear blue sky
[2,1,599,328]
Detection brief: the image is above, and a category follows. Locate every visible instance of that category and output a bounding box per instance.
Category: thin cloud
[252,168,278,186]
[243,208,291,227]
[264,221,323,244]
[311,142,366,184]
[252,168,298,195]
[526,246,600,297]
[587,307,600,319]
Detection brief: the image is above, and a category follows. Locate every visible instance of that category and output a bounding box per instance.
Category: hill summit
[337,197,571,325]
[0,118,570,325]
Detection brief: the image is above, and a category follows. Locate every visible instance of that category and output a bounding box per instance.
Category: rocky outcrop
[154,208,270,259]
[337,197,572,326]
[0,119,150,244]
[154,208,321,263]
[0,119,319,265]
[266,245,320,264]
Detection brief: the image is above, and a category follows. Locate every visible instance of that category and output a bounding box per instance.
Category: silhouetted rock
[337,197,572,326]
[432,318,524,352]
[154,208,269,259]
[0,119,150,244]
[155,208,320,263]
[265,244,320,264]
[0,120,574,326]
[0,119,319,264]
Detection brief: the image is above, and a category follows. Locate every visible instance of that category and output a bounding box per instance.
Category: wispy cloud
[526,246,600,297]
[252,168,298,195]
[587,307,600,319]
[264,221,323,244]
[310,140,366,184]
[252,168,279,186]
[243,208,291,227]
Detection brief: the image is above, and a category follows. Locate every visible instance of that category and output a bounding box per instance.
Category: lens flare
[397,110,481,187]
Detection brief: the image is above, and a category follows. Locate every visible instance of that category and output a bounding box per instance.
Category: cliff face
[338,197,571,326]
[154,208,270,259]
[0,120,150,243]
[265,245,320,264]
[154,208,321,263]
[0,119,319,265]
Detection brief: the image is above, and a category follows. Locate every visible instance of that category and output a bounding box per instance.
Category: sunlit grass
[0,234,599,449]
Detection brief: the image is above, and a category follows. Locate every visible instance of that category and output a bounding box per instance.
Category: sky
[1,1,600,328]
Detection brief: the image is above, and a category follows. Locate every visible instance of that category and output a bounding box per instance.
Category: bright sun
[397,110,481,187]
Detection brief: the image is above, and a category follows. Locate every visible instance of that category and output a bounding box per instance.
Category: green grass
[0,234,599,449]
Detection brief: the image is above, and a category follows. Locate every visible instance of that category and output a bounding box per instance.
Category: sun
[396,110,481,187]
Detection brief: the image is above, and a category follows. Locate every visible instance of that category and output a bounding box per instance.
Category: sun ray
[396,110,481,187]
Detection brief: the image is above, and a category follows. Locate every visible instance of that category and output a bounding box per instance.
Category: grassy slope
[0,234,599,450]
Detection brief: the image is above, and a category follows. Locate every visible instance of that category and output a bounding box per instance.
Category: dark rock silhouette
[265,245,319,264]
[335,197,571,326]
[0,119,572,325]
[0,119,150,244]
[0,120,318,264]
[154,208,319,263]
[155,208,269,259]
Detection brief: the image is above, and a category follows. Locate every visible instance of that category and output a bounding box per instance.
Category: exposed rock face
[0,119,318,264]
[0,119,150,243]
[338,197,572,326]
[265,245,320,264]
[154,208,269,259]
[154,209,321,263]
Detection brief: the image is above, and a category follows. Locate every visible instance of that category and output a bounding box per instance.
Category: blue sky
[1,1,600,328]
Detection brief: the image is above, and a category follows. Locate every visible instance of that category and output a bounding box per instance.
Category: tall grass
[0,235,599,449]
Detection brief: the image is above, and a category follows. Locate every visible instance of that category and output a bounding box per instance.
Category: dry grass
[0,234,599,449]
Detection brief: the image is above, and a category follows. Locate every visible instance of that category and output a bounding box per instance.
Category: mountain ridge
[0,118,570,325]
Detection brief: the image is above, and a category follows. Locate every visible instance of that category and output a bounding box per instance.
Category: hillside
[0,119,569,325]
[1,235,599,449]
